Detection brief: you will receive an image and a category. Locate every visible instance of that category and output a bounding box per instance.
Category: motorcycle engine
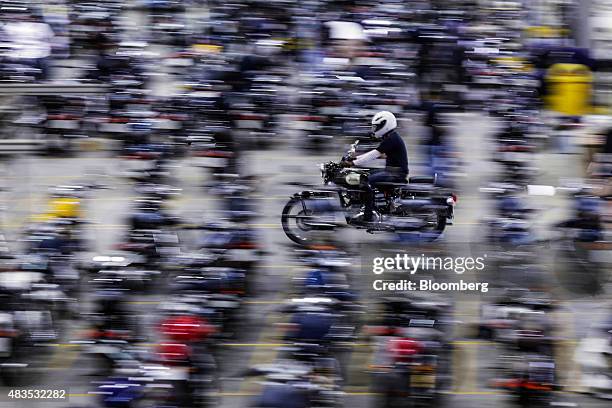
[344,172,361,186]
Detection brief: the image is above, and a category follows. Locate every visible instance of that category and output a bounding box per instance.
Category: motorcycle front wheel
[281,197,335,246]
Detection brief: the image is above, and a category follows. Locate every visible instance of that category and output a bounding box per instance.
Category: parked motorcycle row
[0,183,93,385]
[479,289,559,407]
[0,164,266,405]
[471,6,611,408]
[83,167,268,405]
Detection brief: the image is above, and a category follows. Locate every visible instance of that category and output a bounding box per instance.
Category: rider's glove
[340,160,353,168]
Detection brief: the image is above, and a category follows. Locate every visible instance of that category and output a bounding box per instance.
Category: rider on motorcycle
[341,111,409,222]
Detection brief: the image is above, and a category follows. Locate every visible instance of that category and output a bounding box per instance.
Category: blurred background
[0,0,610,407]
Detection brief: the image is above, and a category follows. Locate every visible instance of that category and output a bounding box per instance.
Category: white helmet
[371,111,397,139]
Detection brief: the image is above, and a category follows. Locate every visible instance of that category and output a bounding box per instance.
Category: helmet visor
[372,120,386,135]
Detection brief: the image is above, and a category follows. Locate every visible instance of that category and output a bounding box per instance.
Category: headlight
[319,163,325,171]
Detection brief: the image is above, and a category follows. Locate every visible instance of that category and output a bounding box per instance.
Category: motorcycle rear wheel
[395,209,447,241]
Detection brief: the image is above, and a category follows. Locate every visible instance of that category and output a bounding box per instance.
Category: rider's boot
[351,209,380,227]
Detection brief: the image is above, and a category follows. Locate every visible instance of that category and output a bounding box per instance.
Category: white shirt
[3,22,54,59]
[353,149,382,166]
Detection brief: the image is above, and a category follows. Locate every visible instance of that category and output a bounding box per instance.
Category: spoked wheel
[281,197,334,246]
[419,209,446,241]
[396,208,446,241]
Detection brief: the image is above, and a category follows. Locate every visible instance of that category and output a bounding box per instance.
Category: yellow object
[545,63,593,115]
[525,26,569,38]
[192,44,223,54]
[492,56,533,73]
[33,198,82,221]
[50,198,81,218]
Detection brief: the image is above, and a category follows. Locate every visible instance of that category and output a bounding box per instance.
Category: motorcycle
[493,354,557,408]
[247,360,344,408]
[367,296,454,408]
[281,141,457,245]
[39,96,86,155]
[0,271,61,385]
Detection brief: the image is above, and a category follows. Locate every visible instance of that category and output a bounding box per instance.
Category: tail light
[448,194,457,205]
[321,100,343,107]
[308,244,337,251]
[299,115,325,122]
[193,150,234,158]
[228,242,259,249]
[221,289,245,295]
[121,152,159,160]
[109,117,129,123]
[388,338,423,360]
[523,382,552,391]
[0,329,17,337]
[48,114,78,120]
[275,322,298,334]
[160,315,215,342]
[364,325,396,336]
[115,242,151,251]
[105,330,131,340]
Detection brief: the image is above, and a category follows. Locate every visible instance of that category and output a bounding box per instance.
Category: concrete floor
[0,112,609,408]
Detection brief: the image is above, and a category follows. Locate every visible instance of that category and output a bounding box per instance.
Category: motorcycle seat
[409,176,436,184]
[374,182,406,191]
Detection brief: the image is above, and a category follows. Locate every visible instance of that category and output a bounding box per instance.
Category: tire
[423,212,447,241]
[282,196,339,246]
[395,209,447,242]
[0,364,21,386]
[281,197,314,246]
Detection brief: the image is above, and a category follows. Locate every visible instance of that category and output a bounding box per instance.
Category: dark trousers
[363,170,407,220]
[9,57,50,80]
